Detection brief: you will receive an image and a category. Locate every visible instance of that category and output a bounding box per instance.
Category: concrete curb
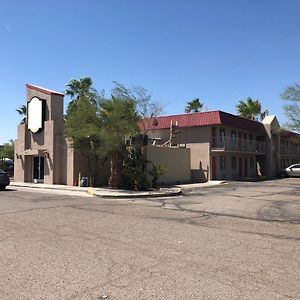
[10,182,182,199]
[10,182,89,192]
[10,180,228,198]
[176,181,226,191]
[88,187,182,198]
[10,181,227,197]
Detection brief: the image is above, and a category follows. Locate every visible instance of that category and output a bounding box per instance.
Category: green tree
[122,139,150,190]
[105,83,165,189]
[65,78,162,189]
[0,140,14,170]
[98,95,140,188]
[16,105,27,124]
[184,98,203,113]
[64,78,102,186]
[111,82,163,133]
[65,77,99,114]
[0,140,14,159]
[148,163,167,189]
[236,97,268,121]
[281,83,300,132]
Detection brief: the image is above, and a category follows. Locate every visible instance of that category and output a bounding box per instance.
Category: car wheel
[279,171,288,178]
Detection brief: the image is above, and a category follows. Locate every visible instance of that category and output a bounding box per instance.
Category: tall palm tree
[64,77,102,186]
[236,97,268,121]
[65,77,99,113]
[185,98,204,113]
[16,105,27,123]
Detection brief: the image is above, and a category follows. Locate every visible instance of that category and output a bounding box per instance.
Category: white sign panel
[28,97,43,133]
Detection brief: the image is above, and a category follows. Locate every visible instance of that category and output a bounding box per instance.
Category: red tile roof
[280,129,300,139]
[145,110,266,134]
[26,84,64,96]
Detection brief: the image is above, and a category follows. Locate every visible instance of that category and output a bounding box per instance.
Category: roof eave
[26,84,64,97]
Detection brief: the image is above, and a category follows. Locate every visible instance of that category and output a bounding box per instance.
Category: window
[220,156,226,170]
[231,130,236,142]
[220,128,225,137]
[220,128,226,147]
[231,130,236,147]
[231,156,237,169]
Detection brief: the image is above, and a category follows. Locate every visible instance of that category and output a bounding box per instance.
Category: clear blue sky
[1,0,299,144]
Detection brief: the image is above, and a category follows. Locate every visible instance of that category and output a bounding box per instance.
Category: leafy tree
[0,140,14,159]
[111,82,163,133]
[16,105,27,124]
[98,95,140,188]
[123,144,150,191]
[65,78,163,189]
[281,83,300,132]
[64,78,102,186]
[148,163,167,189]
[185,98,203,113]
[236,97,268,121]
[0,140,14,170]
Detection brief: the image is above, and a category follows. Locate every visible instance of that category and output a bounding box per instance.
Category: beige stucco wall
[65,141,110,186]
[146,145,191,184]
[54,132,68,184]
[14,87,67,184]
[147,126,211,182]
[183,126,211,182]
[263,116,281,178]
[147,124,270,182]
[188,143,210,182]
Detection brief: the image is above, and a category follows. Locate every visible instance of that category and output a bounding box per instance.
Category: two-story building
[146,111,300,182]
[14,84,300,185]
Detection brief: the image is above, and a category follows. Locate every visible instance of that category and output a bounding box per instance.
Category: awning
[18,149,49,156]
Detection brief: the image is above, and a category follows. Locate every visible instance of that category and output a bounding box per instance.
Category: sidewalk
[10,180,225,198]
[10,182,182,198]
[176,180,226,191]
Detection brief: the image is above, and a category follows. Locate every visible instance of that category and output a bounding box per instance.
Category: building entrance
[33,156,44,183]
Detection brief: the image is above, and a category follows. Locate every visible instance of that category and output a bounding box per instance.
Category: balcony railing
[211,137,266,153]
[280,146,300,156]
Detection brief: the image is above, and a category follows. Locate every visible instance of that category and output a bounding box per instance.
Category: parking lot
[0,178,299,299]
[180,177,300,223]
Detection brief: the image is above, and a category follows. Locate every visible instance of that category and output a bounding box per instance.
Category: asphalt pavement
[0,178,299,299]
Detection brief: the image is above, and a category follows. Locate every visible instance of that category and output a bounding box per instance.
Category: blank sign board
[28,97,43,133]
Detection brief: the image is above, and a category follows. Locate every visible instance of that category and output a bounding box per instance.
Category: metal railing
[280,146,300,156]
[211,137,266,153]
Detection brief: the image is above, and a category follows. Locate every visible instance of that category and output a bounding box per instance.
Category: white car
[279,164,300,178]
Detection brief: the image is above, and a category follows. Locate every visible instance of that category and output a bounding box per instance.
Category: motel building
[146,112,300,181]
[14,84,300,186]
